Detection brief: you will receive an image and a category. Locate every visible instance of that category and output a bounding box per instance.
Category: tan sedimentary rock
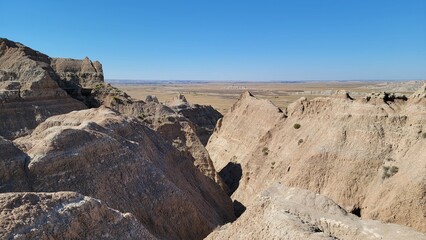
[0,137,31,192]
[0,38,226,196]
[206,184,426,240]
[207,89,426,233]
[167,93,223,146]
[136,97,228,192]
[0,38,87,139]
[0,192,156,239]
[13,107,234,239]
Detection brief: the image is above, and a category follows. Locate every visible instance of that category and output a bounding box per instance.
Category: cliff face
[0,192,157,239]
[207,88,426,233]
[0,38,87,139]
[12,107,234,239]
[51,57,136,109]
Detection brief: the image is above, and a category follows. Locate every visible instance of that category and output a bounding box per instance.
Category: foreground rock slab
[206,184,426,240]
[0,191,156,240]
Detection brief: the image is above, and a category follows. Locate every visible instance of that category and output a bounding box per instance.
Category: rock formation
[51,56,135,109]
[138,97,228,192]
[206,184,426,240]
[12,107,234,239]
[0,192,156,239]
[0,38,226,195]
[207,88,426,233]
[0,38,87,139]
[167,93,223,146]
[0,137,31,192]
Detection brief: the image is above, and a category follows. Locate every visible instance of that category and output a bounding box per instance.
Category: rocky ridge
[0,38,226,193]
[11,107,234,239]
[207,87,426,233]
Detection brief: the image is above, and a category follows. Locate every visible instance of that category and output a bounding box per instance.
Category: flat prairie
[110,80,424,114]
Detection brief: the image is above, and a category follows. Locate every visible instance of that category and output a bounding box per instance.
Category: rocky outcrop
[0,38,226,196]
[139,98,228,192]
[13,107,234,239]
[206,184,426,240]
[0,38,87,139]
[207,89,426,233]
[411,83,426,99]
[207,91,284,171]
[50,56,135,109]
[0,137,31,192]
[0,192,156,239]
[167,94,223,146]
[51,57,103,88]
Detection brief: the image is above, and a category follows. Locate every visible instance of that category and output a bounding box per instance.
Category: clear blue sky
[2,0,425,81]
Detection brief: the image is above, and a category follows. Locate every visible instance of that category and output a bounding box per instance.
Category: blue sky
[2,0,425,81]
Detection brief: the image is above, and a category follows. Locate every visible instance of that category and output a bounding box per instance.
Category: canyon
[0,38,425,239]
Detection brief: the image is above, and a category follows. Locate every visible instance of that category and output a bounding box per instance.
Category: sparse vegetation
[138,113,147,119]
[112,96,125,104]
[262,147,269,156]
[293,123,301,129]
[94,83,104,90]
[382,166,399,179]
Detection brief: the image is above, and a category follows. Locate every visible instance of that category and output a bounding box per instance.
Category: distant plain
[110,80,424,114]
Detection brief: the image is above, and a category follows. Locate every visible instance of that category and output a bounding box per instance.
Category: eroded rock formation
[134,95,228,191]
[0,192,156,239]
[0,38,87,139]
[207,88,426,233]
[0,38,226,195]
[206,184,426,240]
[0,137,31,192]
[167,93,223,146]
[12,107,234,239]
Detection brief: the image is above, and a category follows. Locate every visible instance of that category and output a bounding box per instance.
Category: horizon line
[106,79,426,82]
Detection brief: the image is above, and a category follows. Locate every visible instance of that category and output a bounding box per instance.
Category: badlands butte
[0,38,425,240]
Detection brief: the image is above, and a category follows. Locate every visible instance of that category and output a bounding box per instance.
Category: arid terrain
[1,38,425,240]
[111,80,424,114]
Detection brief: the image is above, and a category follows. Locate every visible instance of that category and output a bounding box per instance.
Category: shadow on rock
[219,162,242,195]
[232,200,246,218]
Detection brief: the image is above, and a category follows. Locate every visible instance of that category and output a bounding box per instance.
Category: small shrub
[112,96,123,104]
[262,147,269,156]
[382,166,399,179]
[94,84,103,90]
[293,123,301,129]
[422,132,426,139]
[298,139,303,145]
